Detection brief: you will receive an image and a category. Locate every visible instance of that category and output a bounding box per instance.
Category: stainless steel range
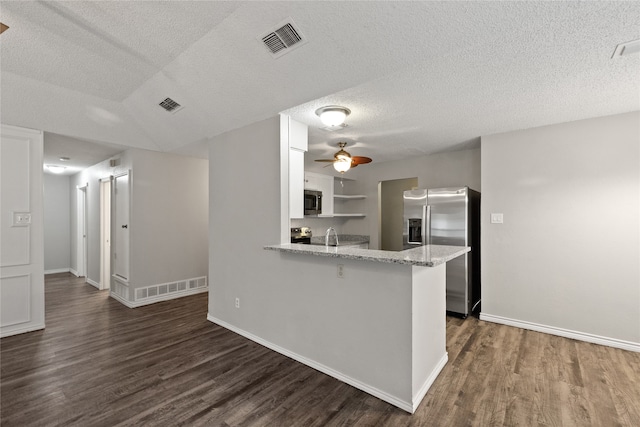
[290,227,312,244]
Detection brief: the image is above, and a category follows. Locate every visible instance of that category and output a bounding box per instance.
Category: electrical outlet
[235,297,240,309]
[490,213,504,224]
[337,264,344,279]
[12,212,31,227]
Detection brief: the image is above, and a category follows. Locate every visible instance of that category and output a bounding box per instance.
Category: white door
[0,124,45,338]
[76,185,88,277]
[113,173,129,282]
[100,178,111,290]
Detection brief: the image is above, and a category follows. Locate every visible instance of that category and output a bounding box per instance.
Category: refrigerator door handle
[424,205,431,245]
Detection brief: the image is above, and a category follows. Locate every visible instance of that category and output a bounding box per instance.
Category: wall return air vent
[260,18,307,58]
[158,97,183,113]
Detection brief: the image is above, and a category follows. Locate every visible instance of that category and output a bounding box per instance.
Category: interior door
[76,185,87,277]
[100,178,111,289]
[113,173,130,282]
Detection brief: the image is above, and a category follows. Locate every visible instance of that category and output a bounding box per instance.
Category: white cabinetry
[285,116,308,219]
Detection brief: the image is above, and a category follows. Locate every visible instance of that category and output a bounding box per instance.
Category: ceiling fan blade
[351,156,372,165]
[315,159,336,162]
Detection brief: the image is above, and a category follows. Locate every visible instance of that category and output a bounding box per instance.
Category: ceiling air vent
[158,97,183,114]
[260,18,307,58]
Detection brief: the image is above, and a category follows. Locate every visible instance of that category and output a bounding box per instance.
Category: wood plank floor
[1,273,639,426]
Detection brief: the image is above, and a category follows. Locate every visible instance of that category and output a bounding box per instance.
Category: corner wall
[481,111,640,349]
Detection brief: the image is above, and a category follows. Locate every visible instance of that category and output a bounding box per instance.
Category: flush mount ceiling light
[315,106,351,127]
[47,165,66,174]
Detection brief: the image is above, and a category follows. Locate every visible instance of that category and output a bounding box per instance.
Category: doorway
[379,177,418,251]
[76,184,88,277]
[113,172,130,282]
[100,178,111,290]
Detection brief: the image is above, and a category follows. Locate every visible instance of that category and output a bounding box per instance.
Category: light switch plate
[490,213,504,224]
[12,212,31,227]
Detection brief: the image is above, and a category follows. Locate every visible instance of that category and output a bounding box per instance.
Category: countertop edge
[264,244,470,267]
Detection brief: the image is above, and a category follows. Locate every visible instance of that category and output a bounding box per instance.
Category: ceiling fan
[315,142,372,173]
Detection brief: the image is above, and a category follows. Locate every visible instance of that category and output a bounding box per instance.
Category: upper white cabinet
[283,116,308,219]
[289,118,308,151]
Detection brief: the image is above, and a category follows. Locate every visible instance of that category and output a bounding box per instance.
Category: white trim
[44,268,70,275]
[208,315,415,413]
[480,313,640,353]
[86,278,100,289]
[411,353,448,413]
[0,322,45,338]
[70,268,79,277]
[112,286,207,308]
[109,291,134,308]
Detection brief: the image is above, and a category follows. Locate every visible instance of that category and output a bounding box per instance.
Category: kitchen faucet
[325,227,339,247]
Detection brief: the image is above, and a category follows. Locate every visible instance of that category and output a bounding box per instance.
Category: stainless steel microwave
[304,189,322,216]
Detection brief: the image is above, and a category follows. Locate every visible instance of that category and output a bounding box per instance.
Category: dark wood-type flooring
[1,273,639,426]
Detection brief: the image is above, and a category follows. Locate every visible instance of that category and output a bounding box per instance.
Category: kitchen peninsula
[263,243,469,413]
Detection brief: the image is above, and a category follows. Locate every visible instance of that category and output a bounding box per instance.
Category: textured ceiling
[43,132,126,176]
[1,1,639,172]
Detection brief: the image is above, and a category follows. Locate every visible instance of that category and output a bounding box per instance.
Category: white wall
[0,124,45,337]
[208,116,433,408]
[43,173,71,273]
[481,111,640,349]
[127,149,209,288]
[70,148,208,303]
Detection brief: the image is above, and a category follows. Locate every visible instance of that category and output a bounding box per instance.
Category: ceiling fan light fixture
[315,106,351,127]
[333,159,351,173]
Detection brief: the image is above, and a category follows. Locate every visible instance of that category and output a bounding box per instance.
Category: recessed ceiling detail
[158,97,183,113]
[260,18,307,58]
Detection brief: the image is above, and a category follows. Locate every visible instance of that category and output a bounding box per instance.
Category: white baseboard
[412,353,448,413]
[1,322,46,338]
[480,313,640,353]
[111,286,208,309]
[44,268,70,275]
[109,291,135,308]
[86,278,100,289]
[207,314,415,413]
[70,269,79,277]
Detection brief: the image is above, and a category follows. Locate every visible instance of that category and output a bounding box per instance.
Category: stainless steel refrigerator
[403,187,480,317]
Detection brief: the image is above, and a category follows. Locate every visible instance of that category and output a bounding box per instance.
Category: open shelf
[334,194,366,200]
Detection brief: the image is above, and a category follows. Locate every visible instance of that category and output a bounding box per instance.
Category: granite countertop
[264,243,469,267]
[309,234,369,246]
